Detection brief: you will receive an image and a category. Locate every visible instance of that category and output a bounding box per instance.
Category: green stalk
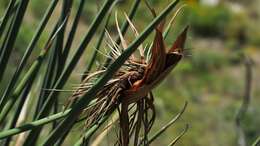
[61,0,84,68]
[146,101,187,145]
[24,0,117,144]
[74,115,110,146]
[36,0,117,119]
[44,0,73,132]
[49,0,73,133]
[0,20,66,123]
[0,0,30,81]
[33,20,61,118]
[167,124,189,146]
[0,110,71,139]
[0,16,15,65]
[3,83,33,146]
[0,0,59,113]
[53,2,85,142]
[41,1,179,145]
[0,49,48,123]
[0,97,99,139]
[252,136,260,146]
[54,0,73,78]
[0,0,16,39]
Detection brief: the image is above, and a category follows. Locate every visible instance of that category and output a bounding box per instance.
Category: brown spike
[168,26,189,53]
[143,29,166,84]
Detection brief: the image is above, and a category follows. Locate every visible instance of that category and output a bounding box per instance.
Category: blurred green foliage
[188,4,231,37]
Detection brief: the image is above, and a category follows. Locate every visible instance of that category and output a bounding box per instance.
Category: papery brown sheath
[119,24,188,145]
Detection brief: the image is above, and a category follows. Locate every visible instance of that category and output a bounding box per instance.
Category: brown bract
[66,21,188,146]
[118,24,188,146]
[123,25,188,105]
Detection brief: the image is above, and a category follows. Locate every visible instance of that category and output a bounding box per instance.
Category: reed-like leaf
[0,110,71,139]
[0,0,30,81]
[0,0,59,116]
[54,0,73,78]
[35,0,117,119]
[0,105,101,139]
[0,17,15,63]
[145,101,187,145]
[62,0,86,67]
[33,20,62,119]
[45,3,72,132]
[74,114,110,146]
[2,82,33,146]
[252,136,260,146]
[167,124,189,146]
[24,0,117,144]
[0,50,47,123]
[0,0,16,39]
[0,21,66,123]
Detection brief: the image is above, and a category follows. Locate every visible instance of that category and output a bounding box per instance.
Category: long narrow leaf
[0,16,15,65]
[24,0,118,144]
[0,110,71,139]
[36,0,117,119]
[0,0,30,81]
[0,21,67,123]
[54,0,73,78]
[2,82,33,146]
[167,124,189,146]
[145,101,187,145]
[0,0,59,113]
[0,0,16,39]
[74,114,110,146]
[34,20,63,119]
[61,0,85,68]
[252,136,260,146]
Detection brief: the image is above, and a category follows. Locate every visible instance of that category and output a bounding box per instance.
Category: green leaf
[0,0,59,117]
[0,0,16,39]
[146,101,187,145]
[0,0,30,81]
[252,136,260,146]
[61,0,85,69]
[0,20,67,123]
[24,0,118,144]
[2,82,34,145]
[73,114,110,146]
[0,110,71,139]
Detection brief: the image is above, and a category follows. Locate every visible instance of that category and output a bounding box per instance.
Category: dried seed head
[66,8,188,146]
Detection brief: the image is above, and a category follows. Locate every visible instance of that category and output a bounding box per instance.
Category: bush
[188,4,231,37]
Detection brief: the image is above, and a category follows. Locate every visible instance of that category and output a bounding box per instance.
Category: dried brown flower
[66,13,188,146]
